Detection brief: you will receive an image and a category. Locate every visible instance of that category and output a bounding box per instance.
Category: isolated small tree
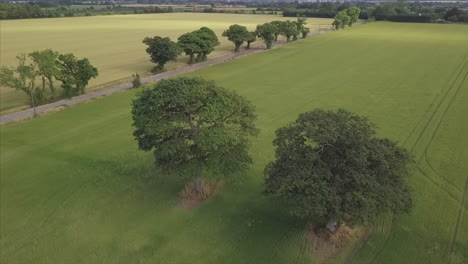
[142,36,181,72]
[265,109,413,230]
[56,53,98,98]
[256,22,278,49]
[222,24,249,52]
[132,73,141,88]
[131,77,258,196]
[0,54,40,116]
[178,32,202,64]
[245,31,257,49]
[346,7,361,26]
[28,49,59,97]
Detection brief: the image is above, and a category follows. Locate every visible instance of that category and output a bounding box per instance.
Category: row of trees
[143,18,311,72]
[256,18,310,48]
[143,27,220,72]
[0,50,98,116]
[131,77,414,232]
[222,25,257,52]
[0,2,175,20]
[282,1,468,23]
[332,7,361,30]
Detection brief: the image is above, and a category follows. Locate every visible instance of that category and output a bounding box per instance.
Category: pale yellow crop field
[0,13,333,111]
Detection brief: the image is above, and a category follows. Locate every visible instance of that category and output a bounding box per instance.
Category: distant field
[0,13,332,112]
[1,22,467,263]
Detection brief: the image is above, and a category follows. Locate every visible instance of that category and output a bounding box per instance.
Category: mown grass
[0,13,332,112]
[1,22,467,263]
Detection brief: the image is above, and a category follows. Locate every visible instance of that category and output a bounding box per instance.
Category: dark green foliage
[177,32,203,64]
[373,3,397,19]
[265,109,414,226]
[279,20,299,42]
[333,10,351,30]
[0,54,41,115]
[132,73,142,88]
[56,53,98,98]
[346,7,361,26]
[222,24,249,52]
[245,31,257,49]
[270,21,283,41]
[131,77,258,183]
[142,36,181,72]
[295,18,308,39]
[194,27,220,62]
[256,23,278,49]
[178,27,219,64]
[28,49,59,97]
[301,27,310,38]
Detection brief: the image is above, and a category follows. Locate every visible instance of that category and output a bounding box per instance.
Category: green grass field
[0,13,332,112]
[1,22,467,263]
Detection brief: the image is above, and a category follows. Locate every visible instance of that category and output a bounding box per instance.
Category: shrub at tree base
[132,73,142,88]
[180,178,220,201]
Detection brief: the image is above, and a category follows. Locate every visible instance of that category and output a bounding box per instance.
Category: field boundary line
[0,29,334,125]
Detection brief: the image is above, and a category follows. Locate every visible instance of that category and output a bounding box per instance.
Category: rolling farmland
[0,13,333,112]
[0,22,467,264]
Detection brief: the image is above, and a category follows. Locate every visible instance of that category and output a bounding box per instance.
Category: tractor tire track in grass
[446,72,468,264]
[0,30,331,125]
[448,177,468,264]
[365,55,468,264]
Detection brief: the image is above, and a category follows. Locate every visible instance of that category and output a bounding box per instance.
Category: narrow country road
[0,30,330,124]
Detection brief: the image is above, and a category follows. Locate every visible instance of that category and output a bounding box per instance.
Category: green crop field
[1,22,467,263]
[0,13,333,112]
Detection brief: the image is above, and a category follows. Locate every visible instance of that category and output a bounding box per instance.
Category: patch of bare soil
[179,179,221,210]
[305,224,365,263]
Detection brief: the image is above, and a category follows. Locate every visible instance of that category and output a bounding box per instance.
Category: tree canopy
[264,109,414,227]
[178,27,219,64]
[131,77,258,193]
[142,36,181,72]
[0,50,98,114]
[283,20,300,42]
[333,10,351,30]
[177,32,203,64]
[256,22,278,49]
[194,27,220,62]
[222,24,249,52]
[56,53,98,98]
[245,31,257,49]
[346,7,361,26]
[0,54,41,116]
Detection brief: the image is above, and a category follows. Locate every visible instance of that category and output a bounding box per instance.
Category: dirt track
[0,30,330,124]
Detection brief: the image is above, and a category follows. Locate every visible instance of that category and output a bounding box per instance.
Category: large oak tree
[131,77,258,194]
[265,109,413,229]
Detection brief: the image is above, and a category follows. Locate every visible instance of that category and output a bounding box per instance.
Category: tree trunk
[30,93,37,118]
[48,76,55,97]
[234,43,241,52]
[157,62,165,72]
[194,178,205,196]
[246,42,251,49]
[189,53,195,64]
[326,220,340,233]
